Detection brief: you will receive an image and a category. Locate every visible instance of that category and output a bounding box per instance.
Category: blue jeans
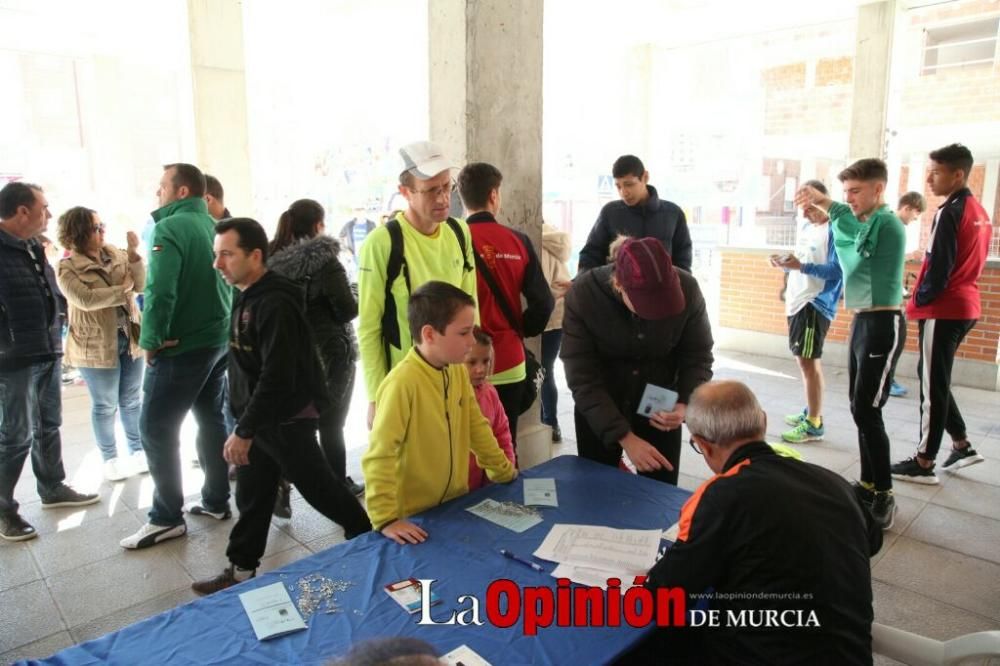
[0,358,67,513]
[78,331,144,462]
[540,329,563,427]
[140,345,230,526]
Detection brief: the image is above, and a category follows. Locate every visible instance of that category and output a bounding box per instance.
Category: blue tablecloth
[31,455,690,666]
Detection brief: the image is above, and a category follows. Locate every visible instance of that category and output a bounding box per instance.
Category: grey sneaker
[0,512,38,542]
[942,444,985,471]
[40,484,100,509]
[870,492,896,530]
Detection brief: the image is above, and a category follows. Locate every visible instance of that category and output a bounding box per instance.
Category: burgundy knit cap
[614,237,685,320]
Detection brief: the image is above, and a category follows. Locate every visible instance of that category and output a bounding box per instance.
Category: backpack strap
[381,219,410,370]
[445,217,473,273]
[473,252,523,337]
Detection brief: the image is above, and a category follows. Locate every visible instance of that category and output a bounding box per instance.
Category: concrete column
[848,0,896,160]
[186,0,252,214]
[429,0,551,467]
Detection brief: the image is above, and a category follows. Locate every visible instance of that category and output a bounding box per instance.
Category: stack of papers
[533,524,662,590]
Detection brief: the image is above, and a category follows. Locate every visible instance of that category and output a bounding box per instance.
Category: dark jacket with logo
[468,211,554,378]
[229,271,329,439]
[560,264,713,448]
[268,235,359,371]
[0,228,62,368]
[646,441,882,665]
[578,185,693,272]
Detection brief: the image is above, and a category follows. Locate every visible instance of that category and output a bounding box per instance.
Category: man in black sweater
[578,154,692,272]
[192,218,371,595]
[644,380,882,665]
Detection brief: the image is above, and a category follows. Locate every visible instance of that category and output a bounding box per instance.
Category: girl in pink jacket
[465,327,516,490]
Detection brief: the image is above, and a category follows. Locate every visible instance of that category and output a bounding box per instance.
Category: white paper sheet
[533,524,661,574]
[662,521,680,542]
[636,383,679,417]
[523,478,558,507]
[550,563,641,590]
[466,498,543,533]
[239,582,307,641]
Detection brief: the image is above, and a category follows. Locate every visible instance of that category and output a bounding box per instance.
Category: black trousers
[226,419,372,570]
[916,318,975,461]
[574,408,681,485]
[849,311,905,492]
[494,379,525,452]
[318,360,355,481]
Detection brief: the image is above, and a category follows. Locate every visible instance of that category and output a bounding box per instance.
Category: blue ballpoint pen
[500,548,544,572]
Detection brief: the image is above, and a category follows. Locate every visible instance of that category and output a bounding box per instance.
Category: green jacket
[828,202,905,310]
[139,197,231,355]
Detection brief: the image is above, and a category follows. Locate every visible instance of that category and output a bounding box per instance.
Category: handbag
[95,261,141,342]
[473,253,544,415]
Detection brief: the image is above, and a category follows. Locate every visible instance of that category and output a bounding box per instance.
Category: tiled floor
[2,351,998,663]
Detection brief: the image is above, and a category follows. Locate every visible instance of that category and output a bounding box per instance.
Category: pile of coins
[495,501,542,520]
[293,573,355,619]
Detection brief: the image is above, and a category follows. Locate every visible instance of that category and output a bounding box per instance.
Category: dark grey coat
[268,236,358,369]
[561,264,714,448]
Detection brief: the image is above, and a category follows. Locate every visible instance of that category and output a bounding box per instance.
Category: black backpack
[381,217,472,368]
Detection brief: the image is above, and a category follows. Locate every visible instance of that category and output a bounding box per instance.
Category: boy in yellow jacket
[363,281,517,544]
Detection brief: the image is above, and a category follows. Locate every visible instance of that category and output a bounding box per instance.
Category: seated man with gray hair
[644,380,882,665]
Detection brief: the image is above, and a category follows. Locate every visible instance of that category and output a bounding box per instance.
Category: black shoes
[0,512,38,542]
[40,484,100,509]
[345,476,365,498]
[192,565,255,596]
[870,491,896,530]
[273,480,292,519]
[550,424,562,443]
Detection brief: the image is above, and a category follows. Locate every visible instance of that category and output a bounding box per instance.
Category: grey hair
[686,381,766,446]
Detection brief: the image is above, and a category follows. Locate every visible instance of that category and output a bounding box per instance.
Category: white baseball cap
[399,141,456,180]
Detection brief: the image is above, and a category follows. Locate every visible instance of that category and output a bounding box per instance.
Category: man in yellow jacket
[357,141,477,429]
[362,282,516,545]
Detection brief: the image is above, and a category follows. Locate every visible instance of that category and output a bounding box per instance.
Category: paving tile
[273,502,355,545]
[68,587,199,645]
[15,491,135,537]
[872,580,1000,641]
[0,630,75,664]
[31,509,143,577]
[259,545,312,574]
[304,532,349,555]
[931,475,1000,521]
[163,520,299,580]
[942,457,1000,488]
[0,541,42,592]
[0,580,67,653]
[887,495,927,536]
[872,536,1000,622]
[47,550,191,627]
[903,504,1000,565]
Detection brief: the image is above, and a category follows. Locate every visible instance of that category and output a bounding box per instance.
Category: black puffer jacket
[561,264,714,448]
[578,185,693,272]
[268,236,358,370]
[0,229,62,367]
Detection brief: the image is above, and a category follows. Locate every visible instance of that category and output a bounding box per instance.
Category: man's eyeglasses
[409,180,455,200]
[688,437,703,455]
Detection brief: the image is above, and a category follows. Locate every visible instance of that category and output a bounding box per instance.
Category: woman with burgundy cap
[561,236,714,484]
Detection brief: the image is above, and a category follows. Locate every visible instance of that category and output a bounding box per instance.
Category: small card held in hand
[637,383,678,417]
[384,578,439,614]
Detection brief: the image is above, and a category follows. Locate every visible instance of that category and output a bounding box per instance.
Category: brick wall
[815,57,853,86]
[719,249,1000,363]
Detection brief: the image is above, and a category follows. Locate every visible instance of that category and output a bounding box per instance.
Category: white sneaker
[131,451,149,474]
[120,522,186,550]
[103,458,129,482]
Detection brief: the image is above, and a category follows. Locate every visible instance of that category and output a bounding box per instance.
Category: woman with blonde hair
[56,207,146,481]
